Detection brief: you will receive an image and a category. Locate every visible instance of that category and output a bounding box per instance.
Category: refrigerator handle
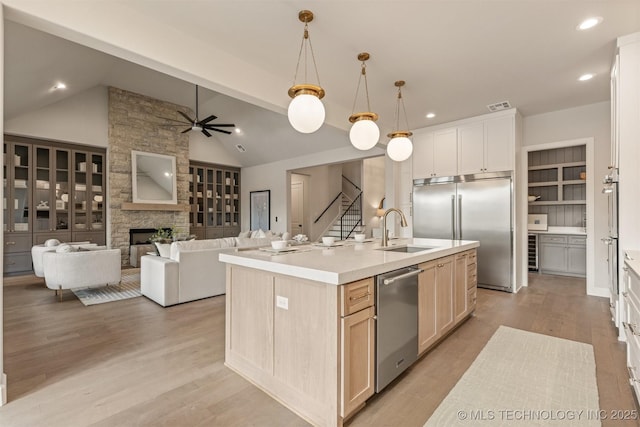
[451,195,456,240]
[458,195,462,240]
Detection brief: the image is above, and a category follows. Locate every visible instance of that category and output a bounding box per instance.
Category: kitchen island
[220,237,479,427]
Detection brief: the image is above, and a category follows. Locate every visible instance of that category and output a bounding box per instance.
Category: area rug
[71,268,141,306]
[425,326,600,426]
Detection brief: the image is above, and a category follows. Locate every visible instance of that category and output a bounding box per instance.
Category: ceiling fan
[159,85,235,137]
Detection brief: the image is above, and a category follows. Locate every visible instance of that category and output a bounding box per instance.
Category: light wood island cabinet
[222,240,478,427]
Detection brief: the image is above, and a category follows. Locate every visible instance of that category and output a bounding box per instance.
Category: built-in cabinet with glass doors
[3,135,106,275]
[188,162,240,239]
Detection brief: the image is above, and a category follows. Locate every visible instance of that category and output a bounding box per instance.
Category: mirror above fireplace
[131,150,177,204]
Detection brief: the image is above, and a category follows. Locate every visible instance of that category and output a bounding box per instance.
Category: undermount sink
[377,245,436,253]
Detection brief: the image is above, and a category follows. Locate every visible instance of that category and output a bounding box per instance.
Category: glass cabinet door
[215,169,223,226]
[55,149,70,231]
[232,171,239,227]
[34,147,52,232]
[89,153,104,231]
[206,168,215,227]
[12,143,31,233]
[73,151,88,230]
[3,143,8,232]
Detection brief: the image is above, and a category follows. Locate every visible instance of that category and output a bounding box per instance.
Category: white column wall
[1,3,7,407]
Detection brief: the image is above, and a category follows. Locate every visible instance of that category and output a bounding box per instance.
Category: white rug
[71,268,141,306]
[425,326,600,426]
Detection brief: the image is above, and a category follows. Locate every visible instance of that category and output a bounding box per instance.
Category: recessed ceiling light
[53,82,66,90]
[234,128,241,134]
[577,17,603,31]
[426,113,436,119]
[578,73,595,81]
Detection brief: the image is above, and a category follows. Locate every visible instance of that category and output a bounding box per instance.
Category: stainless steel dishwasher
[375,265,422,392]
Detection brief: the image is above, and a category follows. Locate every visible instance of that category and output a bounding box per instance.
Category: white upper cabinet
[412,128,457,179]
[458,116,513,175]
[412,110,516,180]
[433,128,458,177]
[457,122,484,174]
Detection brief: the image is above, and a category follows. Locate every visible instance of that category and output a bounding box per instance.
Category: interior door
[290,178,305,236]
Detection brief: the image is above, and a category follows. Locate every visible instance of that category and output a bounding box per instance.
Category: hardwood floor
[0,273,637,426]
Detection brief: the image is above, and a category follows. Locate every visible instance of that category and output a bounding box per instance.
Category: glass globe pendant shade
[288,93,325,134]
[387,135,413,162]
[349,117,380,150]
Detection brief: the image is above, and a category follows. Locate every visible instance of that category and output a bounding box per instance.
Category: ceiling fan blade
[178,111,195,124]
[181,127,191,134]
[200,115,217,124]
[204,123,235,128]
[209,127,232,135]
[202,128,212,137]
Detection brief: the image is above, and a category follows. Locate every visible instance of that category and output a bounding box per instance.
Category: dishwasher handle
[382,268,424,285]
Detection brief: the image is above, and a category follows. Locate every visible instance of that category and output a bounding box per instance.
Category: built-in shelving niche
[528,146,586,227]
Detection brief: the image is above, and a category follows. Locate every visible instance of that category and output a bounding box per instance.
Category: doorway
[290,173,309,237]
[519,137,597,296]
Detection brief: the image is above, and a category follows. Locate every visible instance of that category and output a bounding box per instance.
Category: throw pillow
[55,243,77,253]
[238,230,251,238]
[155,242,171,258]
[250,229,266,239]
[44,238,60,247]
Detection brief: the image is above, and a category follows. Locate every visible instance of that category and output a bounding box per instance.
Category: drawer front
[3,233,33,253]
[72,231,106,245]
[4,252,33,273]
[206,228,224,239]
[466,249,477,264]
[627,326,640,401]
[568,236,586,246]
[33,232,72,245]
[341,277,374,317]
[627,264,640,311]
[539,235,566,244]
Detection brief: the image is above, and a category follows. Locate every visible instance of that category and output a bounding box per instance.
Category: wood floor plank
[0,273,638,426]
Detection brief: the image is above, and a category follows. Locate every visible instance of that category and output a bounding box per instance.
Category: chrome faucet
[381,208,408,247]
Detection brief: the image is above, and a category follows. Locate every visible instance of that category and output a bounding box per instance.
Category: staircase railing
[340,192,363,240]
[314,191,343,224]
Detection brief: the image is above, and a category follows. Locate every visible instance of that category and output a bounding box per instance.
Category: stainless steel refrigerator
[413,171,513,292]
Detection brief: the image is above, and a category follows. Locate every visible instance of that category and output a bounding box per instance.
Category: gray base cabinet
[539,234,586,277]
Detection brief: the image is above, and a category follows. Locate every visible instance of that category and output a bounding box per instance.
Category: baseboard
[587,287,609,298]
[0,372,7,406]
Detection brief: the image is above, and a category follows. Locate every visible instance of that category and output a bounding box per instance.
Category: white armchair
[42,249,122,301]
[31,240,95,277]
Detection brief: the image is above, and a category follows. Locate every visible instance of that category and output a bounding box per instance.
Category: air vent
[487,101,512,112]
[235,144,246,153]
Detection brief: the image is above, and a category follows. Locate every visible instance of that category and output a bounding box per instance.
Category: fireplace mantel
[121,202,191,212]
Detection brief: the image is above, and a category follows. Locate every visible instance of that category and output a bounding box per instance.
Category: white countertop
[528,226,587,236]
[625,250,640,276]
[219,238,479,285]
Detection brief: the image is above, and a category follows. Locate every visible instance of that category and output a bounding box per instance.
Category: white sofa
[42,248,122,301]
[141,236,278,307]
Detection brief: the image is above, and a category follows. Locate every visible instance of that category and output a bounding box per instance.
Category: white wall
[522,101,611,294]
[241,146,385,235]
[363,156,385,237]
[5,85,109,147]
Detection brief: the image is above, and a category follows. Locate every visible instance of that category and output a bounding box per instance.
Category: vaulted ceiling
[4,1,640,166]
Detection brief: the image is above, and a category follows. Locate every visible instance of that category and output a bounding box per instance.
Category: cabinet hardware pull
[350,292,371,302]
[628,366,639,384]
[383,269,424,285]
[437,263,444,268]
[623,291,629,298]
[623,322,640,336]
[5,241,16,245]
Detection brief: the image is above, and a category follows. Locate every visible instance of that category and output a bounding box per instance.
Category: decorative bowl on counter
[528,195,541,202]
[271,240,288,250]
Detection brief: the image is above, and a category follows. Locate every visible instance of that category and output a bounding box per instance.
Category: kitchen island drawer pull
[350,292,371,301]
[5,241,16,245]
[383,269,424,285]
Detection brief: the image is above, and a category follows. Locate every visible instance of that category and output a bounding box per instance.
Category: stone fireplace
[108,87,190,265]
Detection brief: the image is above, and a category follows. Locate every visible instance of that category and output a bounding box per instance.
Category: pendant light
[386,80,413,162]
[349,52,379,150]
[287,10,325,134]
